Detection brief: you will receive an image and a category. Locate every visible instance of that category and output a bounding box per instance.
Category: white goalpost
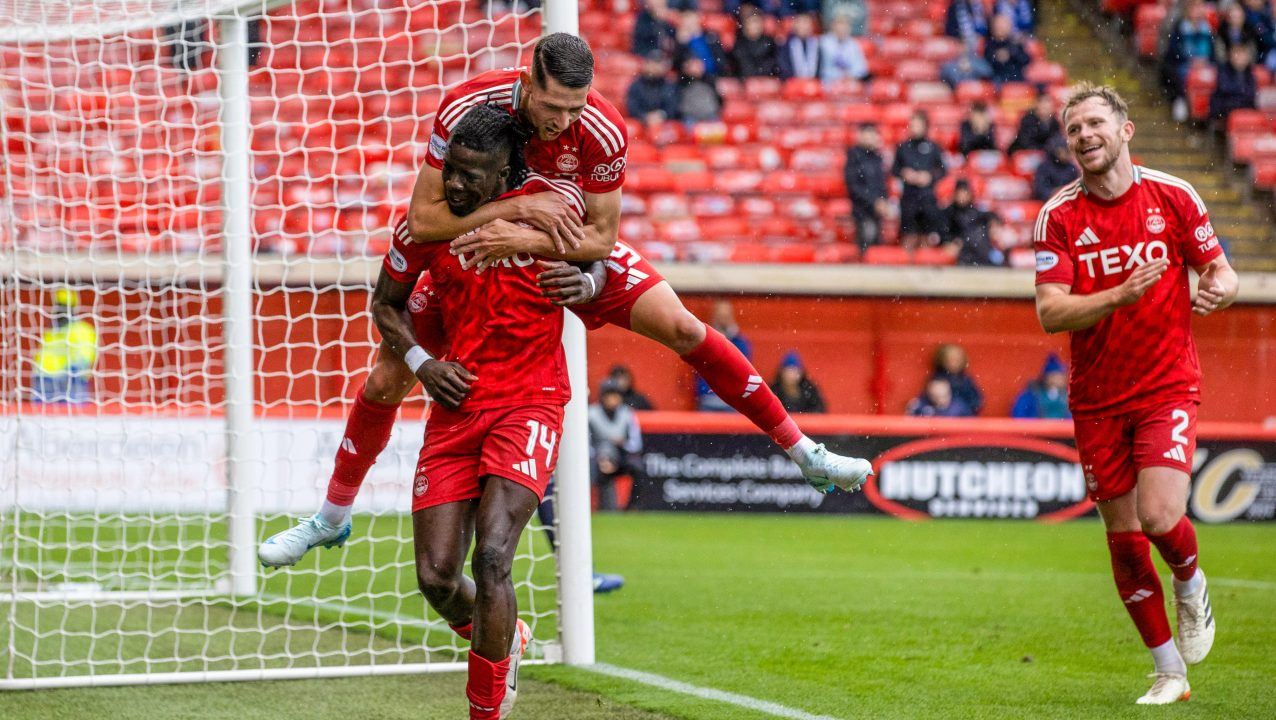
[0,0,593,689]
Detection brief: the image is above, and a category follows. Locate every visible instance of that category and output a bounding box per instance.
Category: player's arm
[1034,258,1170,333]
[406,164,586,250]
[1191,253,1240,316]
[452,188,620,270]
[368,268,476,410]
[536,259,608,306]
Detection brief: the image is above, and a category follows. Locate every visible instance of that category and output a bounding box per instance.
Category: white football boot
[1175,572,1216,665]
[793,443,873,493]
[499,618,532,719]
[257,514,351,568]
[1136,673,1191,705]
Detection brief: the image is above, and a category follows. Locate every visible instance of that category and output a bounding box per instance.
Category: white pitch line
[1209,577,1276,591]
[587,662,842,720]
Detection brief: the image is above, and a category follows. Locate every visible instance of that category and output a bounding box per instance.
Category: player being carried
[1033,83,1239,705]
[260,32,871,567]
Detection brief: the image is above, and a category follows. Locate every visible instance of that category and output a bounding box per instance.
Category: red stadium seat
[691,193,737,218]
[956,81,996,105]
[782,77,824,101]
[700,216,752,241]
[729,242,773,263]
[813,243,860,264]
[744,77,783,100]
[771,244,817,263]
[648,193,691,219]
[863,245,912,265]
[913,246,957,266]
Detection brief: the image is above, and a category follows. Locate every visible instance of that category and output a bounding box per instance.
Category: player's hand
[1112,258,1168,306]
[514,191,586,254]
[451,219,529,273]
[1193,265,1227,316]
[416,359,477,410]
[536,260,597,306]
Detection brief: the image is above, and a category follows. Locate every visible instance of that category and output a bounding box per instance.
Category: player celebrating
[259,33,871,567]
[1033,83,1239,705]
[380,105,583,720]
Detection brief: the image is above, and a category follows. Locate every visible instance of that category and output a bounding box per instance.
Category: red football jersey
[426,68,628,195]
[1034,167,1224,418]
[383,174,587,411]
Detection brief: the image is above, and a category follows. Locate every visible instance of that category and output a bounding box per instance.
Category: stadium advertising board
[629,416,1276,523]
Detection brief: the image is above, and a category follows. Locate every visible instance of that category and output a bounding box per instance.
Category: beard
[1077,141,1121,175]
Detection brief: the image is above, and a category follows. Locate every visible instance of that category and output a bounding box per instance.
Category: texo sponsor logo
[1077,240,1168,278]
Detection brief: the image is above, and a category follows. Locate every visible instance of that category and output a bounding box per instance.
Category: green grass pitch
[2,514,1273,719]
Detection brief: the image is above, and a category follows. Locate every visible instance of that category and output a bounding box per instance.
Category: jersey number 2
[1170,409,1190,445]
[525,420,559,470]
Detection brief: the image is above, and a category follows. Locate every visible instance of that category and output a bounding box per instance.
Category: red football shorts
[570,241,664,331]
[411,402,565,512]
[406,272,450,358]
[1073,401,1198,503]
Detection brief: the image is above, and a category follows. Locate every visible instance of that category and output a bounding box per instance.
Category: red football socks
[680,325,803,449]
[1147,516,1200,582]
[466,651,509,720]
[450,621,474,641]
[1107,531,1172,648]
[325,391,400,507]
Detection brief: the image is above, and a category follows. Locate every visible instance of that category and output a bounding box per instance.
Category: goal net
[0,0,581,689]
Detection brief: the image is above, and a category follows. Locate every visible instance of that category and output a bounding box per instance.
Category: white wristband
[582,273,597,300]
[404,345,432,373]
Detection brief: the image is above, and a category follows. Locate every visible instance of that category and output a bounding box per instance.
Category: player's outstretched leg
[258,347,416,567]
[628,284,871,493]
[468,477,540,720]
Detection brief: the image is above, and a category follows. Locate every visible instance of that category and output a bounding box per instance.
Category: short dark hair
[859,122,878,131]
[449,104,530,186]
[531,33,595,89]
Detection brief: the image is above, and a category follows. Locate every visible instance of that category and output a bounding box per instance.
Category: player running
[259,33,871,567]
[1033,83,1239,705]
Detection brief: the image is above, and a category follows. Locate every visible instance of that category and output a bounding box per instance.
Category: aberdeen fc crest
[557,154,579,173]
[1146,208,1166,234]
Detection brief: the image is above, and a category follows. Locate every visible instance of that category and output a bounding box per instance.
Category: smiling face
[441,143,509,216]
[518,69,590,141]
[1063,96,1133,177]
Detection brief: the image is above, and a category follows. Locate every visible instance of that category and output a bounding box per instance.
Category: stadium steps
[1040,0,1276,271]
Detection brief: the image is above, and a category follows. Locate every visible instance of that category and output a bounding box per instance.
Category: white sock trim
[785,436,818,460]
[1173,568,1204,598]
[1150,639,1186,676]
[319,499,352,525]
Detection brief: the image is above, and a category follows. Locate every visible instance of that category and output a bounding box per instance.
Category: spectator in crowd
[1161,0,1217,120]
[633,0,677,57]
[1211,42,1259,120]
[731,10,782,77]
[940,179,1005,266]
[696,300,752,411]
[983,13,1031,86]
[608,364,655,410]
[1033,134,1080,200]
[993,0,1035,36]
[892,110,947,249]
[166,19,209,72]
[673,10,730,78]
[1216,2,1259,61]
[588,379,644,512]
[931,342,983,415]
[844,123,891,252]
[907,377,974,417]
[627,51,679,126]
[676,56,723,123]
[1007,91,1062,153]
[769,351,827,414]
[940,48,994,88]
[944,0,988,46]
[779,13,822,79]
[824,0,869,36]
[1242,0,1276,65]
[958,101,998,155]
[819,15,869,82]
[1011,353,1071,419]
[32,288,97,404]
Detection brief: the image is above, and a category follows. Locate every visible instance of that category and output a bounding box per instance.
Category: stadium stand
[5,0,1266,268]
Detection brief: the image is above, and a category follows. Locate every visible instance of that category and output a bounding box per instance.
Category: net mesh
[0,0,557,685]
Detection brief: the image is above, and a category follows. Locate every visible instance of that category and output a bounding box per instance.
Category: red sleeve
[1173,186,1224,267]
[1033,203,1074,286]
[383,218,443,283]
[579,94,629,194]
